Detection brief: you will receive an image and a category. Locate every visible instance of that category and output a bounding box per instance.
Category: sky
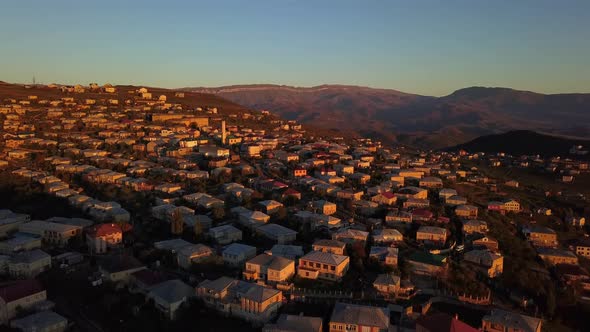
[1,0,589,96]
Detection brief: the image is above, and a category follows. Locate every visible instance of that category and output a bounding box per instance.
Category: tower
[221,120,227,145]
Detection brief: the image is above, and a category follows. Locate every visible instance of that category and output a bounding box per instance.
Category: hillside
[185,85,590,149]
[0,81,247,115]
[449,130,590,157]
[0,81,352,140]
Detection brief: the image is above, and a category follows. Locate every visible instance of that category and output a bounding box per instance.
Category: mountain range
[185,85,590,149]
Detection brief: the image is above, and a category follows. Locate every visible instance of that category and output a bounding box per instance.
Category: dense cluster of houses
[0,82,588,331]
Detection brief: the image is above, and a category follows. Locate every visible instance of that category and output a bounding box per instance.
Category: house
[522,226,558,248]
[472,236,500,252]
[416,313,478,332]
[503,199,521,212]
[281,188,302,201]
[154,238,193,253]
[455,204,479,219]
[312,239,346,255]
[482,309,542,332]
[177,244,213,269]
[99,255,146,285]
[0,210,31,237]
[147,279,194,320]
[335,189,363,201]
[373,273,400,295]
[416,226,448,245]
[209,224,242,244]
[462,219,488,235]
[86,223,122,254]
[369,246,399,266]
[332,229,369,244]
[329,302,390,332]
[419,176,443,188]
[572,238,590,257]
[243,254,295,284]
[130,269,168,295]
[298,251,350,281]
[372,228,403,244]
[256,224,297,244]
[196,278,283,323]
[263,314,323,332]
[407,252,447,276]
[537,248,578,266]
[385,210,412,224]
[373,273,415,299]
[258,200,284,215]
[266,245,304,260]
[8,249,52,278]
[488,199,520,213]
[349,172,371,185]
[0,234,42,254]
[292,168,307,177]
[403,198,430,209]
[239,211,271,229]
[334,164,354,175]
[0,279,47,322]
[312,200,337,215]
[10,310,68,332]
[445,195,467,206]
[19,220,82,247]
[464,249,504,278]
[223,243,257,266]
[439,188,458,201]
[555,264,589,286]
[371,192,397,206]
[396,186,428,199]
[505,180,520,188]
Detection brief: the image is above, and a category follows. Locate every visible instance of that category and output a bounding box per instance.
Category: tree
[545,286,556,318]
[194,219,203,238]
[171,209,184,235]
[212,206,225,221]
[275,207,288,221]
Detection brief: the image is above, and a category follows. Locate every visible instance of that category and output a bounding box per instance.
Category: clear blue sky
[1,0,589,96]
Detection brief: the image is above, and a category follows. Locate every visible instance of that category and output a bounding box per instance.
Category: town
[0,81,589,332]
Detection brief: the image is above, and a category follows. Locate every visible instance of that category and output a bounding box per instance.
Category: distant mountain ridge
[185,84,590,149]
[449,130,590,158]
[188,84,416,95]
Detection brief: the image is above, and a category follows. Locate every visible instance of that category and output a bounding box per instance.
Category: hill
[449,130,590,157]
[0,81,247,114]
[185,85,590,149]
[0,81,351,140]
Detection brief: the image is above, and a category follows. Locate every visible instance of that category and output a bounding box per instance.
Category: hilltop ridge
[187,84,590,149]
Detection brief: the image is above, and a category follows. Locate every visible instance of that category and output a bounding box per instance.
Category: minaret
[221,120,227,145]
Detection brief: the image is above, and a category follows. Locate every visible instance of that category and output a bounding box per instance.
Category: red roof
[416,313,478,332]
[120,222,133,233]
[283,188,301,195]
[272,181,288,188]
[87,223,122,237]
[381,192,396,199]
[0,280,44,303]
[437,216,451,223]
[412,209,434,217]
